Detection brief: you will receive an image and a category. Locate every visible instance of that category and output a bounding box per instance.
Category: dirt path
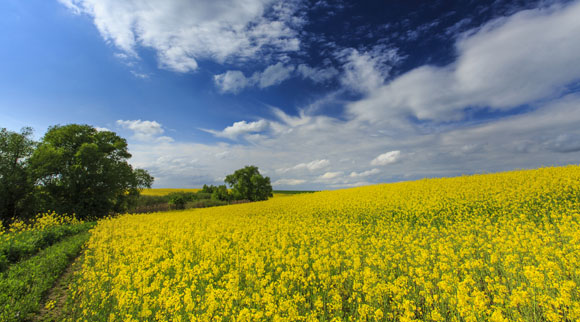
[33,250,86,322]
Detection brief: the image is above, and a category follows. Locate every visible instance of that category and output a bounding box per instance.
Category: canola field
[67,166,580,321]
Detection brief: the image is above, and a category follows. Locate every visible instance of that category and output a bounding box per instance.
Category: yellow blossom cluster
[7,211,82,233]
[67,166,580,321]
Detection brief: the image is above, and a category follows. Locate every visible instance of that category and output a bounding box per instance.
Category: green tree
[29,124,153,219]
[201,184,216,194]
[211,185,230,202]
[168,194,186,210]
[224,166,272,201]
[0,128,36,226]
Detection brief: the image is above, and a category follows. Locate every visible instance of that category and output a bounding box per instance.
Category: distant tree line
[133,166,274,212]
[0,125,153,227]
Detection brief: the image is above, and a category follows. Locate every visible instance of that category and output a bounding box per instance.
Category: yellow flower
[62,165,580,322]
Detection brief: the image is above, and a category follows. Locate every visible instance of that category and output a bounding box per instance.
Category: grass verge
[0,232,91,322]
[0,223,94,272]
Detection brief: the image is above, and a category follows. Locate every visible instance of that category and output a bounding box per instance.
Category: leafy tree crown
[224,165,272,201]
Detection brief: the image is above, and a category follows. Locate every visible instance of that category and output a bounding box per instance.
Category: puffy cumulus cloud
[214,63,295,93]
[116,119,174,142]
[59,0,305,72]
[203,120,270,140]
[277,159,330,173]
[213,71,252,94]
[371,151,401,166]
[348,1,580,122]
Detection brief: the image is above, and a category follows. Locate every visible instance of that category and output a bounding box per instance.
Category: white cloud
[130,71,150,79]
[349,168,380,178]
[319,171,342,180]
[214,46,398,94]
[277,159,330,173]
[59,0,305,72]
[94,126,111,132]
[203,120,270,140]
[116,119,173,142]
[114,3,580,189]
[349,1,580,122]
[270,107,311,127]
[214,71,252,94]
[259,62,295,88]
[337,46,401,94]
[300,159,330,171]
[439,93,580,154]
[371,151,401,166]
[57,0,82,14]
[125,94,580,189]
[297,64,339,83]
[214,62,295,93]
[272,178,306,186]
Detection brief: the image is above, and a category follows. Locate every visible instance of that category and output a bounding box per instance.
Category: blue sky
[1,0,580,189]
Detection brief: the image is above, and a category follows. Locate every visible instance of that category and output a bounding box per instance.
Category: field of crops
[66,166,580,321]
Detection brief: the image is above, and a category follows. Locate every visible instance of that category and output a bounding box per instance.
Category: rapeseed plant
[67,166,580,321]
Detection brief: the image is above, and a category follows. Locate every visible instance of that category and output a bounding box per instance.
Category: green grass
[0,231,91,321]
[0,222,94,272]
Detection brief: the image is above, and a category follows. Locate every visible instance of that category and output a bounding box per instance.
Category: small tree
[168,194,186,210]
[224,166,272,201]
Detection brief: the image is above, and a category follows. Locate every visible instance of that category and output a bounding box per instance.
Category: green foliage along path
[0,227,92,321]
[0,222,94,272]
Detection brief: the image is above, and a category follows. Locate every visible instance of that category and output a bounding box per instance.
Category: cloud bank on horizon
[55,0,580,189]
